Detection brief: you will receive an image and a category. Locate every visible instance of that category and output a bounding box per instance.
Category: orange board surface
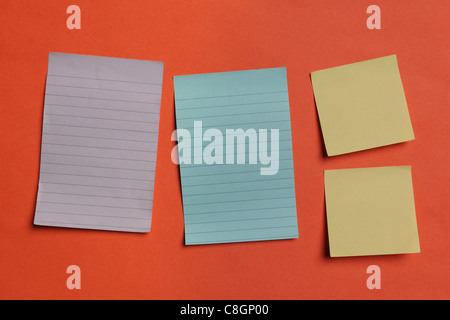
[0,0,449,299]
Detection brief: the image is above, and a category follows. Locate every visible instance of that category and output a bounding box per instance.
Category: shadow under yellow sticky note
[311,55,415,156]
[324,166,420,257]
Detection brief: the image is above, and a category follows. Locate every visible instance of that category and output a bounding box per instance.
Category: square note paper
[173,67,299,245]
[324,166,420,257]
[34,53,163,232]
[311,55,415,156]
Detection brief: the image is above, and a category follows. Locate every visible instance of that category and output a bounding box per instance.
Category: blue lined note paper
[173,67,299,245]
[34,53,163,232]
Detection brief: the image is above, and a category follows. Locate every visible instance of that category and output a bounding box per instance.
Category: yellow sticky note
[324,166,420,257]
[311,55,415,156]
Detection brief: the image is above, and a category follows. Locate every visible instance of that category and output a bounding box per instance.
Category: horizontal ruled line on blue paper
[188,225,296,235]
[176,100,289,112]
[187,234,298,245]
[177,109,288,121]
[181,119,291,129]
[184,205,296,216]
[183,186,294,197]
[176,90,287,101]
[181,167,294,179]
[180,155,293,168]
[185,215,297,225]
[182,177,294,188]
[183,195,295,207]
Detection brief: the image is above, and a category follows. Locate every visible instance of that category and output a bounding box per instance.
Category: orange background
[0,0,449,300]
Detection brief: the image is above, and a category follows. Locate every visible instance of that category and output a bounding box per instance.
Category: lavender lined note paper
[34,53,163,232]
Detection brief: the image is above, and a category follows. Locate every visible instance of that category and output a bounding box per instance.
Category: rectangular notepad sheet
[34,53,163,232]
[174,67,298,245]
